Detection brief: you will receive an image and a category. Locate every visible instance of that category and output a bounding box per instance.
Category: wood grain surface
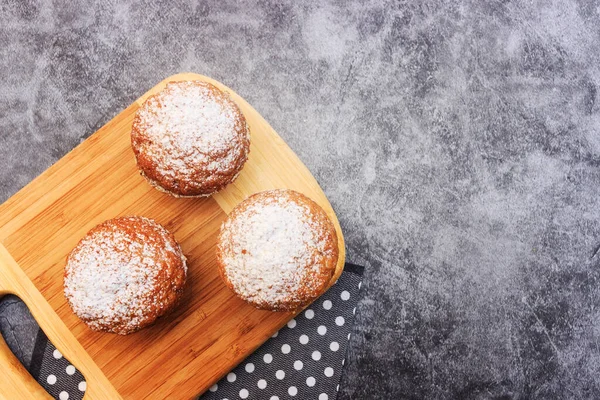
[0,73,345,399]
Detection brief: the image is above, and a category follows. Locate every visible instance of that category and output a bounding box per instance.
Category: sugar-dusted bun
[217,189,339,311]
[131,80,250,197]
[64,216,187,335]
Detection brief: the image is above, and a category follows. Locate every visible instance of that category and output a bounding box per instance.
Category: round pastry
[64,216,187,335]
[131,80,250,197]
[216,189,339,311]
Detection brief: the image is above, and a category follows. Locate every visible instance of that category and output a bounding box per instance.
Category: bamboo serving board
[0,73,345,399]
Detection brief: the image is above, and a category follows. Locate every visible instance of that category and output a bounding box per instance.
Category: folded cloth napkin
[15,263,363,400]
[200,263,363,400]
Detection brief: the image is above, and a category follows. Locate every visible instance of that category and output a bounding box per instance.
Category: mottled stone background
[2,1,600,399]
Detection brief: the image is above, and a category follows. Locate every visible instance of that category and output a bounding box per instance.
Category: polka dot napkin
[200,264,363,400]
[26,263,363,400]
[28,329,87,400]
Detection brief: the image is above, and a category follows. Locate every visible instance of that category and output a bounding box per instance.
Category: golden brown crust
[131,80,250,197]
[216,189,339,312]
[64,216,187,335]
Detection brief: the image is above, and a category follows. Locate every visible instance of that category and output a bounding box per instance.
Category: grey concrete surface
[2,1,600,398]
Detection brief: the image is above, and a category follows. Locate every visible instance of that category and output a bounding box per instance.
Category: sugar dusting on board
[64,216,187,335]
[218,190,338,309]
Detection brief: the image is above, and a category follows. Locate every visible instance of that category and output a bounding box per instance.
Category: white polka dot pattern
[9,265,362,400]
[34,339,87,400]
[197,267,361,400]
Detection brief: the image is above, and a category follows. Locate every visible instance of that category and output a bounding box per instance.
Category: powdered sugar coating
[217,190,339,311]
[131,80,250,197]
[64,216,187,335]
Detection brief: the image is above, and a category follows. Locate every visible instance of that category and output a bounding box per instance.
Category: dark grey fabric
[19,263,362,400]
[0,294,38,369]
[31,333,87,400]
[201,266,363,400]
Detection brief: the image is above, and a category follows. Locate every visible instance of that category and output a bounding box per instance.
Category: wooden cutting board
[0,73,345,400]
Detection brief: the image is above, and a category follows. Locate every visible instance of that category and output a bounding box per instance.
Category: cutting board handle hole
[0,294,87,399]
